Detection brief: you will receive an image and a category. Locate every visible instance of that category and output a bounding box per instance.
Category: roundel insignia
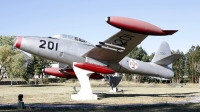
[129,59,138,70]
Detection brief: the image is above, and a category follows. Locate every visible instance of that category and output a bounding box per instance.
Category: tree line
[0,36,200,84]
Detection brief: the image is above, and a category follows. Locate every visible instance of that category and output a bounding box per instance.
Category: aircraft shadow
[101,92,199,98]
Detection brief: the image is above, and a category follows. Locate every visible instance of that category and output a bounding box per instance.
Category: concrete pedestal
[108,76,122,93]
[109,87,118,92]
[71,63,98,100]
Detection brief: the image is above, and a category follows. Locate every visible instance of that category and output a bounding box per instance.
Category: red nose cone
[15,36,22,48]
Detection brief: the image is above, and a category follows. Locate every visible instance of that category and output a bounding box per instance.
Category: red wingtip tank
[44,67,104,79]
[74,62,115,74]
[44,68,76,78]
[106,16,178,35]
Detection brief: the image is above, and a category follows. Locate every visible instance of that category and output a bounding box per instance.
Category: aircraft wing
[82,16,177,64]
[82,30,147,63]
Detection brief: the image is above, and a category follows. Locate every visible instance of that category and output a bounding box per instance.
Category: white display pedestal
[71,62,98,100]
[109,87,118,92]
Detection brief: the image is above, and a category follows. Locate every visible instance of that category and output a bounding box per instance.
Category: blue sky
[0,0,199,55]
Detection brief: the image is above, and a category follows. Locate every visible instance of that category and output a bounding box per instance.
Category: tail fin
[152,41,181,68]
[152,41,171,63]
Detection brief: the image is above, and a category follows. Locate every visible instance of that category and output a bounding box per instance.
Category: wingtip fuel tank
[74,62,115,74]
[44,68,76,78]
[106,16,178,35]
[44,67,104,79]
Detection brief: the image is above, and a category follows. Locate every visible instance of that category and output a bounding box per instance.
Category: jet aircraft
[14,16,181,100]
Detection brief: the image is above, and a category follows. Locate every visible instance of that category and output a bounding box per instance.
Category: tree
[185,45,200,83]
[26,60,35,78]
[189,45,200,87]
[0,35,14,46]
[172,50,185,84]
[185,46,195,83]
[0,45,26,81]
[31,55,52,78]
[148,52,155,62]
[0,36,27,81]
[193,45,200,84]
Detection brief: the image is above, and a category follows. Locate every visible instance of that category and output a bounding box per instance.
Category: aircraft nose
[14,36,22,49]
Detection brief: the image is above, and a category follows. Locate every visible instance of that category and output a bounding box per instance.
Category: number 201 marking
[39,40,58,51]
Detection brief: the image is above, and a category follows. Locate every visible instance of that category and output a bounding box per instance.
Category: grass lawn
[1,80,200,111]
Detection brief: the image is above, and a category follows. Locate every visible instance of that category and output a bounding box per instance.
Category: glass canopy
[51,34,91,44]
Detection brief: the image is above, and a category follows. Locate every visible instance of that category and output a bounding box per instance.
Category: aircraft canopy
[51,34,91,44]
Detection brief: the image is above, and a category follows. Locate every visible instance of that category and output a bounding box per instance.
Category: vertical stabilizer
[152,41,172,67]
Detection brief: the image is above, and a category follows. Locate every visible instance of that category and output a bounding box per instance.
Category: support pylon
[71,62,97,100]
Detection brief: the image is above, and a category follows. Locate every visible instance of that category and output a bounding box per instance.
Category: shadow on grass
[12,84,65,87]
[1,102,200,112]
[102,92,199,98]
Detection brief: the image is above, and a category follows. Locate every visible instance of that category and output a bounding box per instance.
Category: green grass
[1,80,200,111]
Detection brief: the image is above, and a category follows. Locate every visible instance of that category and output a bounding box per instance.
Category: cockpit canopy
[51,34,92,45]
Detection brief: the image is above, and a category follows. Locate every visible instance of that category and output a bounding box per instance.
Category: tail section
[152,41,181,68]
[152,41,171,63]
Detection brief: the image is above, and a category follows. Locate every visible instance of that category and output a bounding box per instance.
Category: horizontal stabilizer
[154,54,182,66]
[162,30,178,35]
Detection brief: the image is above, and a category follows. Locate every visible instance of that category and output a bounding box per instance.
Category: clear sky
[0,0,199,55]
